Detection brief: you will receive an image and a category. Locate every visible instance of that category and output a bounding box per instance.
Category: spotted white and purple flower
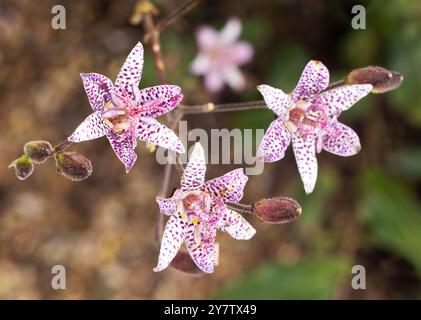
[190,17,254,93]
[154,143,255,273]
[68,42,185,172]
[257,60,373,194]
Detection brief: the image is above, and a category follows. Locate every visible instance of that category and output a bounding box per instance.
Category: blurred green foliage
[359,170,421,275]
[216,257,350,299]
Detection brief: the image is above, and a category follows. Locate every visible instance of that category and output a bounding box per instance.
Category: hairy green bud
[23,140,53,164]
[9,155,34,181]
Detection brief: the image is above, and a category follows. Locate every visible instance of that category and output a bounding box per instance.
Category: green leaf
[359,170,421,274]
[215,257,350,299]
[296,167,338,232]
[387,147,421,180]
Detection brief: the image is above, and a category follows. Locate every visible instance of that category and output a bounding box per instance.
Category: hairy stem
[323,79,346,92]
[226,201,254,215]
[54,140,74,153]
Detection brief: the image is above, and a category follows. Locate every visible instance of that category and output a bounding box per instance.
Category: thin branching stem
[157,0,200,32]
[178,100,267,114]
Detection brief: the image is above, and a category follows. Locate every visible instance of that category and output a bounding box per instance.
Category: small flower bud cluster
[9,140,92,181]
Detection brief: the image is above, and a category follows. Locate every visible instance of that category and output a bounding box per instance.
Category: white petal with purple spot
[318,84,373,116]
[181,143,207,191]
[323,121,361,156]
[80,73,113,111]
[201,168,248,203]
[217,209,256,240]
[114,42,144,99]
[153,215,188,272]
[292,135,318,194]
[68,112,110,143]
[293,60,329,100]
[257,117,292,162]
[257,84,292,117]
[106,131,138,173]
[137,117,185,153]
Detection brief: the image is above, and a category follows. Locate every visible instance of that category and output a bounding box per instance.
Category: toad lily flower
[68,42,185,172]
[257,60,373,194]
[190,17,254,93]
[154,143,256,273]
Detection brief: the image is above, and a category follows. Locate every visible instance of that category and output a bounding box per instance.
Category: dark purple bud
[23,140,53,164]
[346,66,403,93]
[55,152,93,181]
[170,251,203,276]
[253,197,302,224]
[9,155,34,181]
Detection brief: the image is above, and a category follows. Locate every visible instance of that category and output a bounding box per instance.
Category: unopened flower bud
[170,251,203,276]
[54,152,93,181]
[253,197,301,224]
[9,155,34,180]
[23,140,53,164]
[346,66,403,93]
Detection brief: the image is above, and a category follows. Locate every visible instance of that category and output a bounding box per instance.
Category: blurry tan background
[0,0,420,299]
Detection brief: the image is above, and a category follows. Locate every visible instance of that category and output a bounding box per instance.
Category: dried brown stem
[142,13,166,85]
[157,0,200,32]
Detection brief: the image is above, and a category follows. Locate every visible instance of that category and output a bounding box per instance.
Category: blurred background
[0,0,420,299]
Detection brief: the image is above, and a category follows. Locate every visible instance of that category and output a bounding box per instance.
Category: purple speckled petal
[114,42,144,99]
[153,215,187,272]
[136,85,183,118]
[156,197,178,216]
[80,73,113,111]
[257,118,292,162]
[185,222,217,273]
[181,143,207,191]
[323,121,361,156]
[68,112,110,142]
[106,131,138,173]
[217,208,256,240]
[201,168,248,203]
[257,84,292,117]
[293,60,329,100]
[318,84,373,117]
[292,135,318,194]
[137,117,185,153]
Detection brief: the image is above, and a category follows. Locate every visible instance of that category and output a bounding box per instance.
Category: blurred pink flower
[154,143,255,273]
[257,60,373,194]
[68,42,185,172]
[190,17,254,93]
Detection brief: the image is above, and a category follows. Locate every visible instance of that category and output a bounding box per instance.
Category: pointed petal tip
[304,185,314,195]
[124,160,136,173]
